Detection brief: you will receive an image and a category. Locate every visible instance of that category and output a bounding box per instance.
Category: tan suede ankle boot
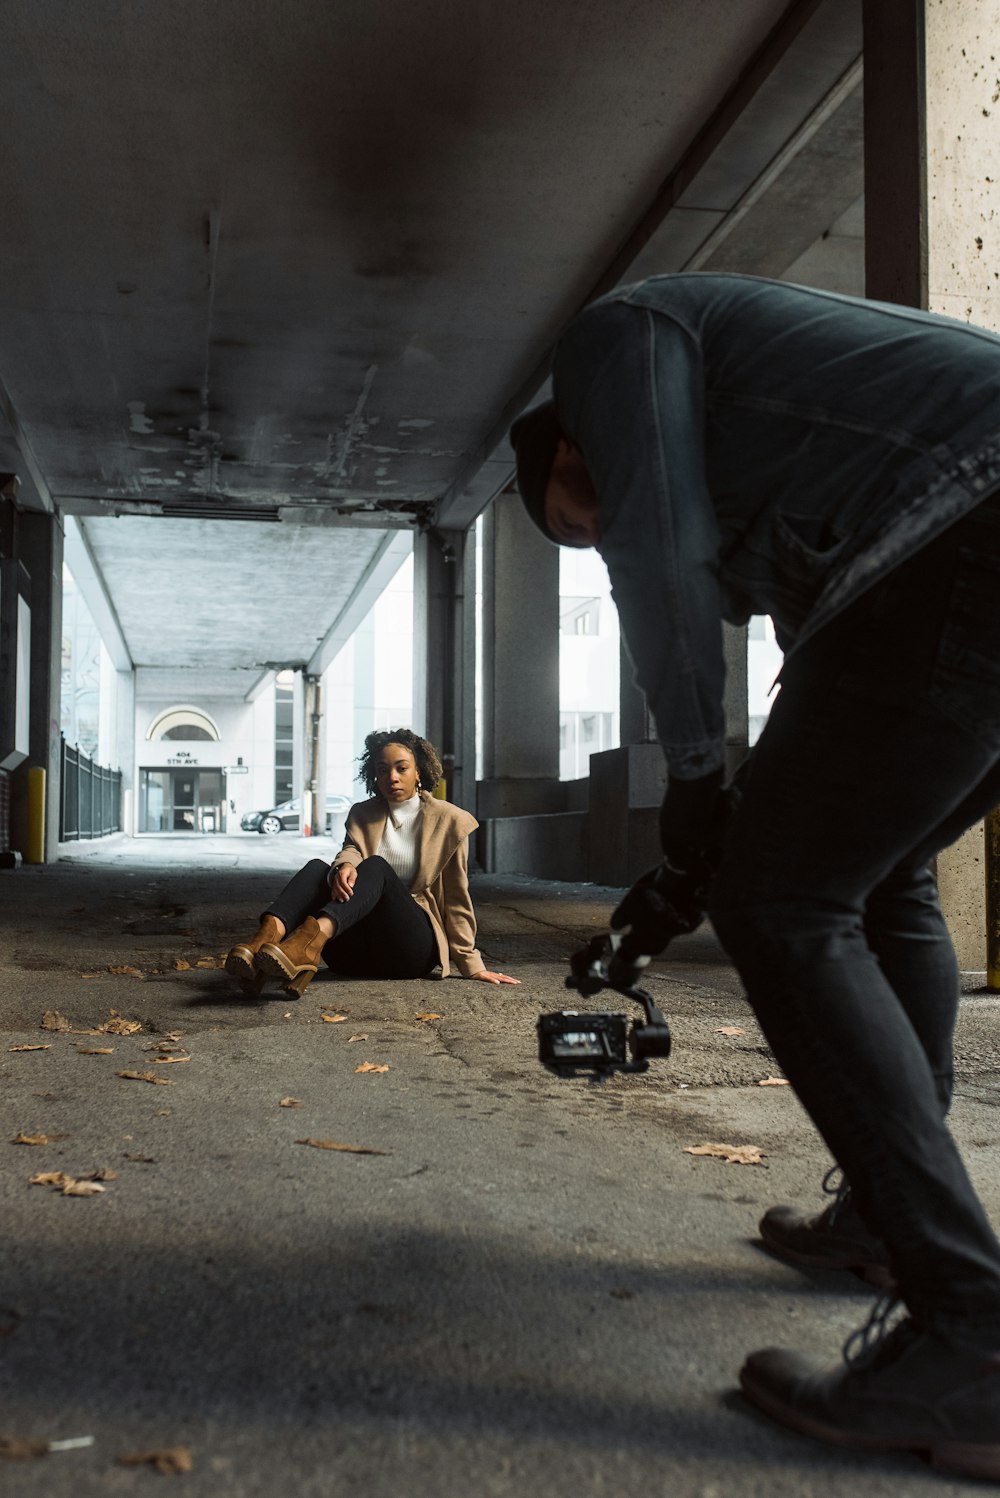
[255,915,330,997]
[225,913,285,992]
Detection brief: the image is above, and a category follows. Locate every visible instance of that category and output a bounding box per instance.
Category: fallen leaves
[354,1062,389,1074]
[108,965,145,980]
[12,1132,68,1146]
[77,1047,114,1056]
[415,1012,442,1023]
[295,1138,388,1155]
[758,1077,790,1087]
[172,958,191,971]
[118,1447,193,1475]
[347,1033,368,1043]
[321,1013,348,1024]
[683,1142,766,1166]
[194,955,225,970]
[279,1097,302,1109]
[8,1044,50,1052]
[40,1010,70,1032]
[100,1016,142,1036]
[714,1026,746,1037]
[150,1055,190,1065]
[30,1169,116,1195]
[116,1071,175,1087]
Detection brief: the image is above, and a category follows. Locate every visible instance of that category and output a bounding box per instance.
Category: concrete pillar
[477,495,560,817]
[115,666,136,835]
[412,527,476,810]
[864,0,1000,969]
[9,509,64,861]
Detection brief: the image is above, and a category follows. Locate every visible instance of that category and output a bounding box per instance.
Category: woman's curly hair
[358,728,443,798]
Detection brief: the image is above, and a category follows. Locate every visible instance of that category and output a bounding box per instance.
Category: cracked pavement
[2,834,1000,1497]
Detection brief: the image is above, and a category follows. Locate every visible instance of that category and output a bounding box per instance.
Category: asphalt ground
[2,832,1000,1497]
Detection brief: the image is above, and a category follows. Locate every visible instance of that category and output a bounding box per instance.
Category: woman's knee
[300,858,331,878]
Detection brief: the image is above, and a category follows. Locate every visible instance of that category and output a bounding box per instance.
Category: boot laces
[819,1164,851,1228]
[843,1293,906,1370]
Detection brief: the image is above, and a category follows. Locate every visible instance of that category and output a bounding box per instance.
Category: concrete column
[864,0,1000,969]
[10,509,63,861]
[477,494,559,817]
[412,527,476,810]
[115,666,136,835]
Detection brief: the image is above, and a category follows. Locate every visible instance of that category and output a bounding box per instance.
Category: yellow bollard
[25,765,45,865]
[432,778,447,801]
[987,806,1000,990]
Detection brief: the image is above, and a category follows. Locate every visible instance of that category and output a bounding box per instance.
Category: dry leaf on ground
[321,1013,348,1023]
[279,1097,302,1108]
[116,1071,174,1086]
[172,959,191,971]
[40,1010,70,1032]
[415,1012,443,1022]
[12,1132,68,1146]
[29,1172,74,1187]
[9,1045,50,1052]
[295,1138,388,1155]
[714,1026,746,1037]
[195,955,225,969]
[118,1447,193,1475]
[61,1180,106,1197]
[758,1077,790,1087]
[346,1033,368,1043]
[683,1142,766,1166]
[0,1434,48,1460]
[77,1047,114,1055]
[162,1030,184,1041]
[108,966,145,979]
[354,1062,389,1074]
[151,1055,190,1065]
[100,1017,142,1035]
[80,973,102,979]
[124,1152,156,1163]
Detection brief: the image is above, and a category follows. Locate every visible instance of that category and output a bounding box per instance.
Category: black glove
[609,860,709,960]
[658,766,731,872]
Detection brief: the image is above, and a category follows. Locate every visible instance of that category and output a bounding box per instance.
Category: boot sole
[224,948,266,997]
[740,1367,1000,1479]
[254,944,316,997]
[758,1225,897,1292]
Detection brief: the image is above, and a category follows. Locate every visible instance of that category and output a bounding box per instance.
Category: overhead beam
[244,668,276,704]
[63,516,133,671]
[306,529,412,677]
[0,373,55,515]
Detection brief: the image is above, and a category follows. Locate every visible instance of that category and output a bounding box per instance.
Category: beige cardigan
[331,791,484,978]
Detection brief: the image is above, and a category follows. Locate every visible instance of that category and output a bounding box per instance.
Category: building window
[146,707,220,742]
[275,683,294,804]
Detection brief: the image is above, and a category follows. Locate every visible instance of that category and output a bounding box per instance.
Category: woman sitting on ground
[225,728,519,997]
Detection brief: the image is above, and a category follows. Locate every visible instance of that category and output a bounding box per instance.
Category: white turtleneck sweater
[376,792,422,887]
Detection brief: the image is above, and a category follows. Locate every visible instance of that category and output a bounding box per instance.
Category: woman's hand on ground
[330,865,356,902]
[470,969,520,985]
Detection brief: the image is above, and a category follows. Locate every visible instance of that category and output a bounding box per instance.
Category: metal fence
[60,736,122,841]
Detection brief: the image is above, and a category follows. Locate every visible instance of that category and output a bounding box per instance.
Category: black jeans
[264,856,437,979]
[709,487,1000,1350]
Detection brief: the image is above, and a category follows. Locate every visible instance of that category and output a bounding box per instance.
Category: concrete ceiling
[0,0,863,692]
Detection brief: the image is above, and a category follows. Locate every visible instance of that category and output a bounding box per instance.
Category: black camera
[537,933,673,1078]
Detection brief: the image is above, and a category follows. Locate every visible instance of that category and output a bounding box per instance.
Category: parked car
[240,807,265,831]
[255,794,352,835]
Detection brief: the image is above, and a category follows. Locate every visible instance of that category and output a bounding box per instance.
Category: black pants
[709,487,1000,1350]
[264,856,437,979]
